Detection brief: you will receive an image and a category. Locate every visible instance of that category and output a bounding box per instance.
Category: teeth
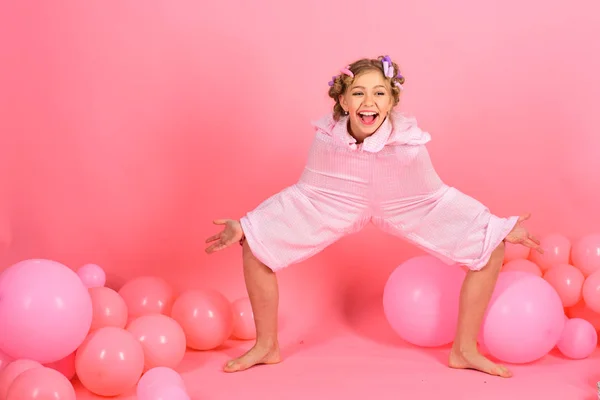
[359,112,377,116]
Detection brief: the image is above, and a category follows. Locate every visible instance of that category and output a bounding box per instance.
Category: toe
[223,361,239,372]
[493,365,511,378]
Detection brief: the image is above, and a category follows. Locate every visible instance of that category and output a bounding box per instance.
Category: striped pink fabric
[240,111,518,272]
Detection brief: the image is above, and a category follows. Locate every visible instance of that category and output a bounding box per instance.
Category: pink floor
[72,322,599,400]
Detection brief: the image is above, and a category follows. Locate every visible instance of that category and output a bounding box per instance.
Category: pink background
[1,1,600,343]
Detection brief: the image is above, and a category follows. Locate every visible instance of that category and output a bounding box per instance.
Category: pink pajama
[240,112,518,272]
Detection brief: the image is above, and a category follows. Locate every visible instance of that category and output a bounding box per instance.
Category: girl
[205,55,543,378]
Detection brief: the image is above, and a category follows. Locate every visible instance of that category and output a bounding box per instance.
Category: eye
[352,92,363,96]
[376,91,386,96]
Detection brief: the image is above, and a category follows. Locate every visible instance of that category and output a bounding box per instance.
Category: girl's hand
[504,213,544,254]
[205,219,244,254]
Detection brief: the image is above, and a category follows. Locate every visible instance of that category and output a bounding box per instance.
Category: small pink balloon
[126,314,187,370]
[502,259,542,276]
[89,286,128,332]
[151,385,191,400]
[231,297,256,340]
[0,359,43,399]
[543,264,585,307]
[529,233,571,271]
[503,242,530,263]
[76,264,106,288]
[75,327,144,397]
[6,367,75,400]
[482,273,565,364]
[118,276,175,318]
[44,352,76,380]
[556,318,598,359]
[566,300,600,331]
[0,259,93,363]
[572,234,600,276]
[383,255,466,347]
[171,289,233,350]
[0,350,12,373]
[582,270,600,313]
[136,367,186,400]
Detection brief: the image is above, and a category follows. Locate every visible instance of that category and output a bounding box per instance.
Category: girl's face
[339,70,395,142]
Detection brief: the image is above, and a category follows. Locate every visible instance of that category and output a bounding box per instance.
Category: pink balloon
[503,242,530,263]
[481,273,565,364]
[502,259,542,276]
[0,359,43,399]
[556,318,597,359]
[171,289,233,350]
[572,233,600,276]
[89,286,128,332]
[118,276,175,318]
[151,385,191,400]
[582,270,600,313]
[231,297,256,340]
[0,350,12,373]
[566,300,600,331]
[126,314,187,370]
[476,271,535,345]
[137,367,186,400]
[529,233,571,271]
[76,264,106,288]
[383,255,466,347]
[6,367,75,400]
[44,352,76,381]
[75,327,144,397]
[0,259,93,363]
[543,264,585,307]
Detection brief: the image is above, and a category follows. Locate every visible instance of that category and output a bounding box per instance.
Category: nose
[363,93,374,106]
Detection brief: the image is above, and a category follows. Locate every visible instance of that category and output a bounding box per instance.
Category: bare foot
[448,346,512,378]
[223,343,281,373]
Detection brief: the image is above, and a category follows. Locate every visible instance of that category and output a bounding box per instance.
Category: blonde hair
[327,55,405,121]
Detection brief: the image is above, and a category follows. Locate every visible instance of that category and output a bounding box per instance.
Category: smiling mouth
[358,111,378,125]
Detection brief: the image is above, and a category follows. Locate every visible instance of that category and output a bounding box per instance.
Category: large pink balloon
[502,259,542,276]
[572,234,600,276]
[529,233,571,271]
[118,276,175,318]
[231,297,256,340]
[89,286,128,332]
[137,367,186,400]
[481,273,565,364]
[75,327,144,397]
[0,359,43,399]
[383,255,466,347]
[543,264,585,307]
[582,270,600,313]
[6,367,75,400]
[76,264,106,289]
[556,318,597,359]
[126,314,187,370]
[171,289,233,350]
[0,259,93,363]
[44,352,76,381]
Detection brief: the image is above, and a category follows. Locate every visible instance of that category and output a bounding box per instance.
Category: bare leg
[223,240,282,372]
[448,241,512,378]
